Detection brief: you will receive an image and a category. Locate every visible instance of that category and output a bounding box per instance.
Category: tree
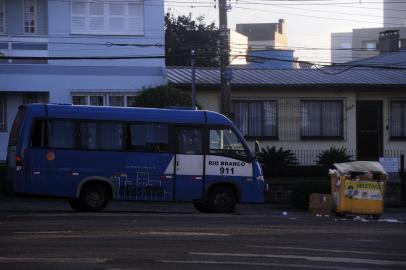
[165,12,220,67]
[135,85,201,108]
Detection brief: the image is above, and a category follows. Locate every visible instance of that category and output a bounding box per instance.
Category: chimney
[378,30,400,54]
[278,19,285,34]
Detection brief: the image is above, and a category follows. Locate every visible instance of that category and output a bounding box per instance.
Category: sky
[164,0,399,64]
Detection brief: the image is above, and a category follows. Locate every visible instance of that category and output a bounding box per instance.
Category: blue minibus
[7,104,264,212]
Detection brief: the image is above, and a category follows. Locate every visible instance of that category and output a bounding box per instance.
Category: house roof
[339,50,406,68]
[168,66,406,87]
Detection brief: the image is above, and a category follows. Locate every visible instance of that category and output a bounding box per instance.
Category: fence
[292,149,357,166]
[292,149,405,168]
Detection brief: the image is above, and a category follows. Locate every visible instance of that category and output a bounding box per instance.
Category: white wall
[197,88,406,166]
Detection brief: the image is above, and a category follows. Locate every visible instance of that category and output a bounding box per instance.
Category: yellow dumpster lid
[333,161,388,175]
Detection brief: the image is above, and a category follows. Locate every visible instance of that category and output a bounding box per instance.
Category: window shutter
[71,1,86,32]
[72,17,86,31]
[128,3,143,33]
[72,1,86,15]
[89,17,104,31]
[71,0,144,35]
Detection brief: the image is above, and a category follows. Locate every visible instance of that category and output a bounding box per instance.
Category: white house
[0,0,166,160]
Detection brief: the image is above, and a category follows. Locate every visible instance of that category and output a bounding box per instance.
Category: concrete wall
[196,87,406,165]
[0,65,165,103]
[236,21,288,50]
[229,31,248,65]
[331,27,406,62]
[384,0,406,27]
[331,32,352,64]
[352,27,406,60]
[246,50,294,69]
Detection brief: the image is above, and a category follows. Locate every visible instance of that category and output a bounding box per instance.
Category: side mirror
[254,140,260,155]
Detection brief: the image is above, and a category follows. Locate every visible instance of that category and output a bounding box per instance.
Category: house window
[390,101,406,138]
[23,93,38,104]
[233,101,277,138]
[0,95,5,131]
[72,95,87,105]
[340,43,351,49]
[362,40,377,51]
[0,0,5,33]
[72,93,137,107]
[23,0,36,34]
[126,96,137,107]
[89,95,104,106]
[71,0,144,35]
[109,95,124,107]
[301,100,343,139]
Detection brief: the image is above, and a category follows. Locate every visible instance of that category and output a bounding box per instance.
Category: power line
[3,53,406,70]
[236,0,406,20]
[2,38,401,53]
[43,0,406,25]
[233,6,406,27]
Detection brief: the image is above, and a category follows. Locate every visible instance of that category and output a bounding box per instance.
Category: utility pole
[191,49,196,109]
[218,0,231,117]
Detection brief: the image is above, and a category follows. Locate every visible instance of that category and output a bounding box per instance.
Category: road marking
[13,231,72,234]
[0,257,107,264]
[11,231,230,239]
[355,239,382,242]
[246,245,406,257]
[158,259,371,270]
[189,252,406,267]
[139,232,230,237]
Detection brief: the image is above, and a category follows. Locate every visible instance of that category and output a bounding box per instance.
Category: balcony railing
[0,35,49,64]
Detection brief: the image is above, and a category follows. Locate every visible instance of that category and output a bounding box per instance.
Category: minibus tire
[79,183,110,212]
[193,202,210,213]
[208,186,236,213]
[68,199,84,212]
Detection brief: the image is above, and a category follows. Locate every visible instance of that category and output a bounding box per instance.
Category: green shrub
[135,85,202,109]
[257,146,298,177]
[316,146,352,169]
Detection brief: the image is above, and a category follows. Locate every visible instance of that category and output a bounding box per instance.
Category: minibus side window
[31,120,47,148]
[130,124,169,152]
[177,129,202,155]
[48,120,76,149]
[209,128,247,158]
[78,122,124,151]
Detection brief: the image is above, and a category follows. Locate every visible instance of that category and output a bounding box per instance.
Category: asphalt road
[0,197,405,270]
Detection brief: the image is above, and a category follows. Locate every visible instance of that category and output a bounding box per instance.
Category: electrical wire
[3,53,406,71]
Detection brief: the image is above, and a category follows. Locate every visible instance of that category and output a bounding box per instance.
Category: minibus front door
[174,127,204,201]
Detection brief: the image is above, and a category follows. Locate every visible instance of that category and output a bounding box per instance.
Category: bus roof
[22,104,233,126]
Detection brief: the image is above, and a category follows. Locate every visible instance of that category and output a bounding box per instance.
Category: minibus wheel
[79,183,111,212]
[208,186,236,213]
